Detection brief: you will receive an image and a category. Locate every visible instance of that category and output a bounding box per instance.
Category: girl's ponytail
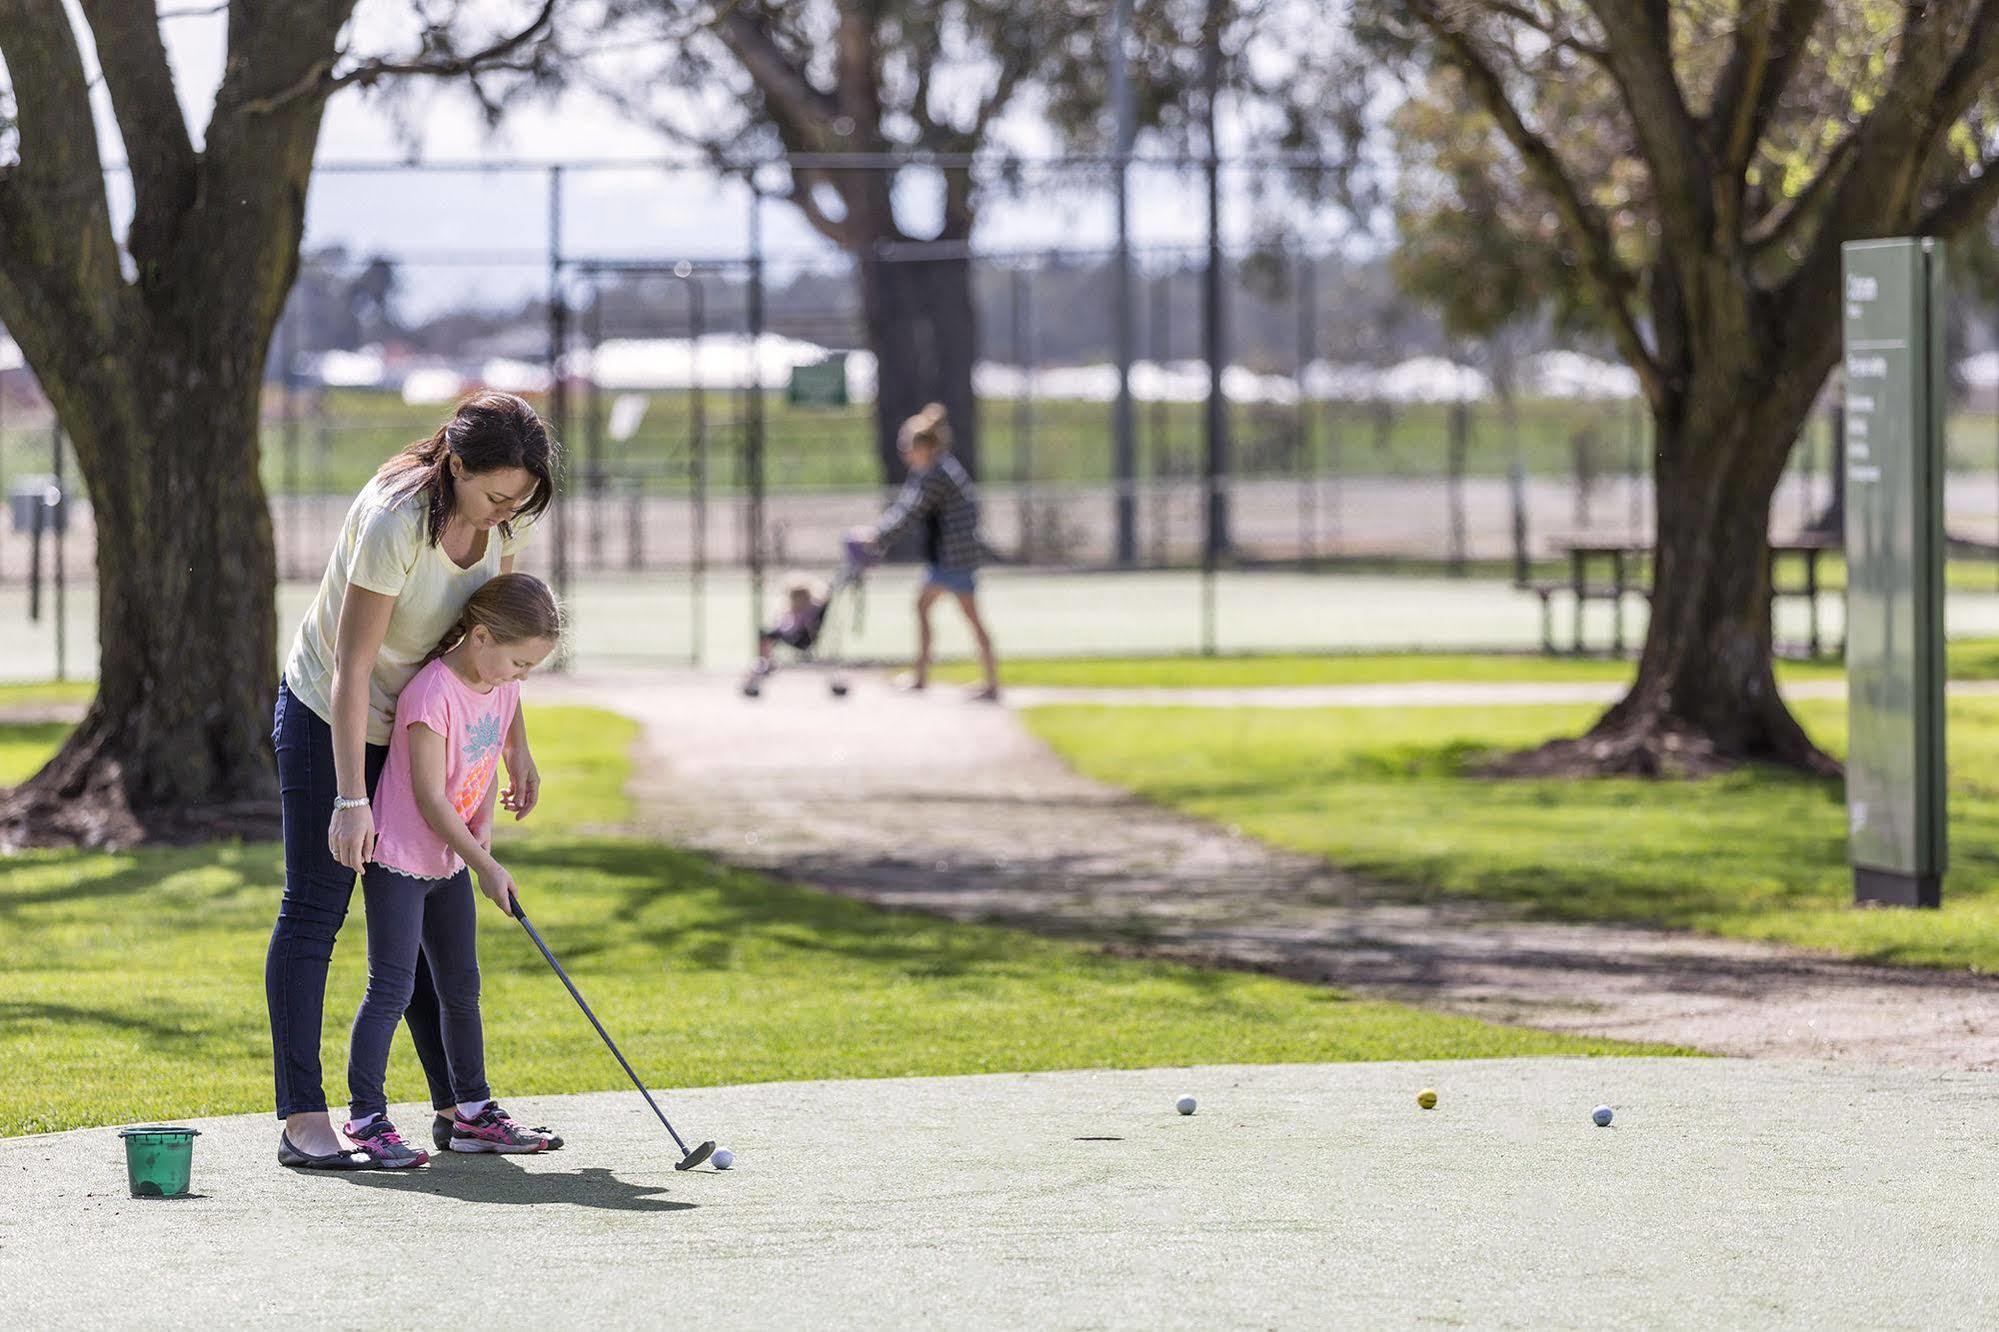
[423,605,477,667]
[424,574,564,666]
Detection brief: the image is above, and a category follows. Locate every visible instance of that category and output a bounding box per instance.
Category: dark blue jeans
[348,866,490,1121]
[265,679,454,1119]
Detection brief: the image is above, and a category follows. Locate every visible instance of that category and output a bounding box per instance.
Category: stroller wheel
[742,679,762,699]
[829,680,850,698]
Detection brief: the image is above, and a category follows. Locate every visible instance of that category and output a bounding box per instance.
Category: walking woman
[265,390,559,1168]
[854,403,1000,699]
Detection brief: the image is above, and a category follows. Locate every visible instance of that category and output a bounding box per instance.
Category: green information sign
[1841,238,1947,908]
[787,354,850,407]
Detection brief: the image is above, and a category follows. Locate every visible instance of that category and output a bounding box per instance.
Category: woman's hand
[328,803,376,872]
[476,861,519,917]
[501,744,541,821]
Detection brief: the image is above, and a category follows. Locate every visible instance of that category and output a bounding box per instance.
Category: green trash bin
[119,1126,200,1198]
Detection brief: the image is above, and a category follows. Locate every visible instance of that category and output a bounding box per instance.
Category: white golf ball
[1592,1105,1613,1127]
[1176,1094,1197,1116]
[712,1147,735,1169]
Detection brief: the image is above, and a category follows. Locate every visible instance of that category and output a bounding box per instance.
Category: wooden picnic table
[1539,536,1840,658]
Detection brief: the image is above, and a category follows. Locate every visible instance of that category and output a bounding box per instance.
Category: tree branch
[1483,0,1611,65]
[0,4,126,308]
[1582,0,1714,260]
[785,165,862,248]
[1745,129,1858,260]
[716,10,836,136]
[1800,3,1974,275]
[833,2,880,139]
[1409,1,1662,405]
[970,28,1039,144]
[1916,152,1999,237]
[328,0,557,92]
[0,0,134,455]
[1927,2,1999,142]
[1708,0,1824,193]
[76,0,198,274]
[909,43,940,144]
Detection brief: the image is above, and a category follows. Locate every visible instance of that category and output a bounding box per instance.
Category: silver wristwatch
[332,795,370,814]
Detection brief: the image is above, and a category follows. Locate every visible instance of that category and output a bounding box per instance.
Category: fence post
[746,182,767,649]
[281,301,300,581]
[1148,272,1170,563]
[27,492,42,622]
[1447,400,1468,576]
[1202,44,1230,564]
[547,164,571,613]
[689,272,707,667]
[1509,459,1529,586]
[51,418,65,681]
[1012,265,1033,562]
[1110,0,1137,565]
[1326,400,1342,555]
[1627,393,1643,539]
[586,278,604,571]
[1297,250,1315,565]
[1201,14,1228,653]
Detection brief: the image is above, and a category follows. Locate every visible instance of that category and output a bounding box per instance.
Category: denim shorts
[925,565,977,596]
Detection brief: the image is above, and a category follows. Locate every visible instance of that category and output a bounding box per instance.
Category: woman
[265,390,558,1169]
[854,403,1000,700]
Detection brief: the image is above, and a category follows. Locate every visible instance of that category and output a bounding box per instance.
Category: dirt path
[549,668,1999,1070]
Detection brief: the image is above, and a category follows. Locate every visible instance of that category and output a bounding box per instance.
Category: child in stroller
[741,539,876,698]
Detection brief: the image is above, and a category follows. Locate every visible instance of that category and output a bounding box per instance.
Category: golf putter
[511,892,716,1170]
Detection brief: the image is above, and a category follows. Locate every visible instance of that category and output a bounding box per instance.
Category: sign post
[1840,238,1947,908]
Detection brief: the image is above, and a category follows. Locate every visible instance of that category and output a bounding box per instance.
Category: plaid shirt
[875,454,982,571]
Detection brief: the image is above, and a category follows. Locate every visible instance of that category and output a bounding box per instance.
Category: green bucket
[119,1126,200,1198]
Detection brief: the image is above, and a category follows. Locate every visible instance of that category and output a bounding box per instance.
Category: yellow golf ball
[1417,1088,1438,1110]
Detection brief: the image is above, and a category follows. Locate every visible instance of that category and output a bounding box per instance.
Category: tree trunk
[862,251,980,485]
[0,341,280,848]
[1496,379,1840,779]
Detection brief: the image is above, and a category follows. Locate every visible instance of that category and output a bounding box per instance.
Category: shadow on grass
[0,845,274,917]
[498,838,1271,1005]
[0,1000,210,1043]
[336,1156,696,1213]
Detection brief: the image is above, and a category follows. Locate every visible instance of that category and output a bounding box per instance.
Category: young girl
[852,403,1000,700]
[342,573,564,1167]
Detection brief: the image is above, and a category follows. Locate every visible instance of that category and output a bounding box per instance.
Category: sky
[82,1,1346,318]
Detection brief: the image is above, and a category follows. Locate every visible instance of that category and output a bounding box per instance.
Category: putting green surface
[9,1060,1994,1326]
[1026,695,1999,973]
[0,705,1659,1138]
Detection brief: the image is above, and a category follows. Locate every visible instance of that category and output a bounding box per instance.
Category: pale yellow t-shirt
[284,475,530,745]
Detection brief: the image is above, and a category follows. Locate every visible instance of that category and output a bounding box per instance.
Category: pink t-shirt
[371,657,519,880]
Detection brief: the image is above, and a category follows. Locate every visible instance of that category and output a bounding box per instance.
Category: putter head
[676,1140,717,1171]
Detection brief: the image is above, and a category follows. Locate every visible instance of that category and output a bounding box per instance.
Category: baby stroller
[741,536,878,699]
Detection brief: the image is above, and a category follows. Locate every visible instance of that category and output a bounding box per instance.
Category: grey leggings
[348,866,492,1121]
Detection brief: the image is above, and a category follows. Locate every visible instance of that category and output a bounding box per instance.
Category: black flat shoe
[278,1131,379,1170]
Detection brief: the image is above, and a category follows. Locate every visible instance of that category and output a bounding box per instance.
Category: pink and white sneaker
[448,1103,562,1154]
[342,1117,429,1169]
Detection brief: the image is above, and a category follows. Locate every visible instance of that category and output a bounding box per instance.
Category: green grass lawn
[938,640,1999,689]
[16,388,1924,496]
[1027,697,1999,974]
[0,702,1655,1137]
[0,681,95,710]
